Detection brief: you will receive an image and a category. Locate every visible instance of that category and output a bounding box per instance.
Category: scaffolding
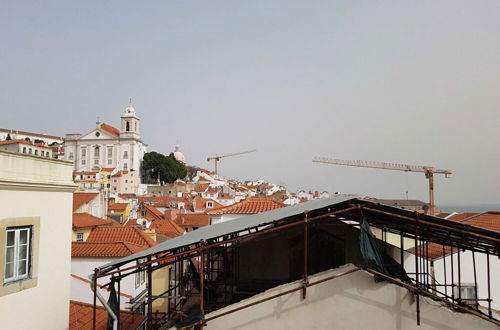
[90,198,500,329]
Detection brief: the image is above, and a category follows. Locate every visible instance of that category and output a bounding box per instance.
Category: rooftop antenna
[96,116,100,125]
[129,98,133,106]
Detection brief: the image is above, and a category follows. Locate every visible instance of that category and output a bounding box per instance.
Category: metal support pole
[472,251,478,309]
[117,276,121,330]
[451,244,455,302]
[426,171,435,215]
[487,252,492,318]
[147,257,153,330]
[414,218,420,326]
[443,245,447,298]
[200,240,206,329]
[93,269,98,330]
[400,232,404,275]
[302,212,309,300]
[458,248,461,303]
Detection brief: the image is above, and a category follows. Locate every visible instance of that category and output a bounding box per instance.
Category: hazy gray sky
[2,1,500,206]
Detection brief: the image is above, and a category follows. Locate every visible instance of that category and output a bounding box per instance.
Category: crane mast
[313,157,452,215]
[207,149,257,174]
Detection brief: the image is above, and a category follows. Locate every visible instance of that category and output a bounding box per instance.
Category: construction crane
[207,149,256,174]
[312,157,452,215]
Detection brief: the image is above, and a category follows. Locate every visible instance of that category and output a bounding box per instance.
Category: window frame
[4,226,32,284]
[76,232,84,242]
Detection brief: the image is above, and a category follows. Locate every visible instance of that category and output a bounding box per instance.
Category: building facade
[64,106,147,174]
[0,150,75,329]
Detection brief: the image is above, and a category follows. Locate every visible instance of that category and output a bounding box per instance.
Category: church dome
[173,145,186,163]
[123,106,136,117]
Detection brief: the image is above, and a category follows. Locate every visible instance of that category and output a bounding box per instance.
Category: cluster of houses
[0,107,499,329]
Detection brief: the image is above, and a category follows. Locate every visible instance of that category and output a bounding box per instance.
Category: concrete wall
[0,150,75,330]
[71,257,146,310]
[205,265,498,330]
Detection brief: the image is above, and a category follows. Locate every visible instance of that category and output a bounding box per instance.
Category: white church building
[64,106,147,173]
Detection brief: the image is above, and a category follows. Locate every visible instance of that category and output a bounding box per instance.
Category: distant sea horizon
[438,204,500,213]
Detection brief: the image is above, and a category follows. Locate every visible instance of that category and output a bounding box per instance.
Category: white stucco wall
[71,257,147,310]
[204,265,498,330]
[0,151,75,330]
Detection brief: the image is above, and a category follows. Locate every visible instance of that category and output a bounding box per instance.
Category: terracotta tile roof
[139,196,193,212]
[118,193,137,200]
[73,171,97,176]
[193,183,210,193]
[207,197,285,215]
[69,300,145,330]
[412,211,500,260]
[108,203,129,211]
[205,188,219,195]
[71,242,146,257]
[73,213,114,229]
[86,227,157,248]
[0,139,52,149]
[176,213,210,228]
[112,170,130,178]
[151,219,184,238]
[70,274,132,299]
[73,193,99,212]
[100,167,115,172]
[0,128,62,140]
[194,198,223,211]
[144,205,163,220]
[99,123,120,137]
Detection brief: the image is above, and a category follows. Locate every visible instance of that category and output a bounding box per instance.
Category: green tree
[141,151,187,184]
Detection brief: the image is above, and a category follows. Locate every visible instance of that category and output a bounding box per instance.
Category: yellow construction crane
[312,156,452,215]
[207,149,257,174]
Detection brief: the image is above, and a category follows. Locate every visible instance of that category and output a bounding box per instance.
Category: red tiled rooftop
[194,198,223,211]
[100,167,115,172]
[86,226,157,248]
[193,183,210,193]
[0,139,52,149]
[108,203,129,211]
[69,300,145,330]
[72,213,114,229]
[73,193,99,212]
[207,197,285,215]
[144,205,164,220]
[71,242,146,257]
[176,213,210,228]
[151,219,184,239]
[99,123,120,137]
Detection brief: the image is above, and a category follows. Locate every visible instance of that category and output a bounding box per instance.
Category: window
[125,180,128,183]
[69,152,74,160]
[123,163,128,170]
[107,147,112,158]
[207,201,213,208]
[28,148,32,154]
[22,147,26,153]
[41,151,44,157]
[81,159,86,165]
[4,227,31,284]
[123,151,128,159]
[94,159,99,165]
[81,148,86,158]
[141,210,146,217]
[94,146,100,158]
[106,184,110,188]
[454,284,477,303]
[34,150,38,156]
[126,121,130,132]
[100,184,104,189]
[107,159,112,165]
[76,232,84,242]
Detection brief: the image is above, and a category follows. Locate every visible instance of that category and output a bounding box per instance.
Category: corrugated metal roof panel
[97,195,356,274]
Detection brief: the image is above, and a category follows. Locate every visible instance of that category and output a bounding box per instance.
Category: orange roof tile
[71,242,146,257]
[176,213,210,228]
[73,213,115,229]
[144,205,164,220]
[69,300,145,330]
[86,227,157,248]
[193,183,210,193]
[194,198,223,210]
[108,203,129,211]
[100,167,115,172]
[207,197,285,215]
[99,123,120,137]
[151,219,184,238]
[73,193,99,212]
[0,139,52,149]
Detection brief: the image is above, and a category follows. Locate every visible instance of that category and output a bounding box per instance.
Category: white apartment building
[0,150,75,329]
[64,106,147,174]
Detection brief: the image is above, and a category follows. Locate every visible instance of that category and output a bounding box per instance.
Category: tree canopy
[141,151,187,184]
